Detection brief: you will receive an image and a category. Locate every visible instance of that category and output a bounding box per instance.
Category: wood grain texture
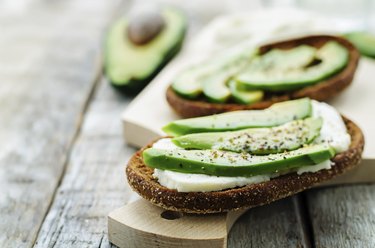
[33,79,137,247]
[228,196,310,248]
[108,199,247,248]
[0,0,121,247]
[306,185,375,247]
[108,197,309,248]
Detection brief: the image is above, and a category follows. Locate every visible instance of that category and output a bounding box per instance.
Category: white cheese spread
[154,169,271,193]
[311,100,351,153]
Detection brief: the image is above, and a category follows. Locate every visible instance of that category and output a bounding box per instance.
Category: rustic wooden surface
[33,78,137,248]
[228,196,311,248]
[0,0,374,247]
[0,0,123,247]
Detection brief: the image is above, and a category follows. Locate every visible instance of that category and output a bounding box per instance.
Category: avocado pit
[127,7,166,45]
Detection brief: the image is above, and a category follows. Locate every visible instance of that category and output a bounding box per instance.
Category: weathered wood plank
[228,196,310,248]
[33,79,137,248]
[306,185,375,247]
[0,1,121,247]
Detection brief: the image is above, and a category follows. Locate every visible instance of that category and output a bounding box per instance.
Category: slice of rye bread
[166,35,360,118]
[126,117,364,214]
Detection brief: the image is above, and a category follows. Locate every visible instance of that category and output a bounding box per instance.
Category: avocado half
[105,7,187,94]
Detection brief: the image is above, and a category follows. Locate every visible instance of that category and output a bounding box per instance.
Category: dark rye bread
[126,117,364,214]
[166,35,360,118]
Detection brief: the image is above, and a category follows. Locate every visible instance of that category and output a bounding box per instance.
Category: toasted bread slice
[166,35,360,118]
[126,117,364,214]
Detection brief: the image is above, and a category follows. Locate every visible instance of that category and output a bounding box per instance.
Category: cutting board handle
[108,199,247,248]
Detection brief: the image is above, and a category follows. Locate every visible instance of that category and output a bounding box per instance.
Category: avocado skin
[106,35,185,95]
[143,144,335,177]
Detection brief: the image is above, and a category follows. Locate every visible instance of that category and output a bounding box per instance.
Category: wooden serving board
[111,10,375,248]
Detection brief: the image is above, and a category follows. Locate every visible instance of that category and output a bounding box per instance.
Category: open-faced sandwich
[167,35,360,117]
[126,98,364,213]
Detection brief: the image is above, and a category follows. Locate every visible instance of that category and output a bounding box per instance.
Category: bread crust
[126,117,364,214]
[166,35,360,118]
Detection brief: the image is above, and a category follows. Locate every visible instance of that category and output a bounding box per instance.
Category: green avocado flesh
[344,32,375,58]
[143,143,335,177]
[163,98,312,136]
[243,45,317,72]
[172,117,322,154]
[228,80,264,104]
[172,47,258,100]
[105,8,186,93]
[236,41,349,91]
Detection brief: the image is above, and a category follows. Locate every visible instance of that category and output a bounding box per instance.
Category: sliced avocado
[172,47,258,100]
[143,143,335,177]
[105,7,186,94]
[201,70,232,103]
[172,117,322,154]
[247,45,317,72]
[201,49,257,103]
[228,80,263,104]
[344,32,375,58]
[172,64,214,99]
[236,41,349,91]
[162,98,312,136]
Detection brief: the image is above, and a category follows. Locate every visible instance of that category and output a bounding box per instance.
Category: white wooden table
[0,0,374,247]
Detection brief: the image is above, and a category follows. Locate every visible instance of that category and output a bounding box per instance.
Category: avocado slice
[143,143,335,177]
[105,7,186,93]
[171,63,215,99]
[162,98,312,136]
[201,70,233,103]
[344,32,375,58]
[236,41,349,91]
[172,47,258,100]
[201,50,256,103]
[228,80,263,104]
[246,45,317,72]
[172,117,322,154]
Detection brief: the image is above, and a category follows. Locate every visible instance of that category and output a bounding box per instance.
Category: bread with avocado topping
[166,35,360,118]
[125,117,364,214]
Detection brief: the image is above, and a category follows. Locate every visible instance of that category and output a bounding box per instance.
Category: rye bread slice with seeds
[126,117,364,214]
[166,35,360,118]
